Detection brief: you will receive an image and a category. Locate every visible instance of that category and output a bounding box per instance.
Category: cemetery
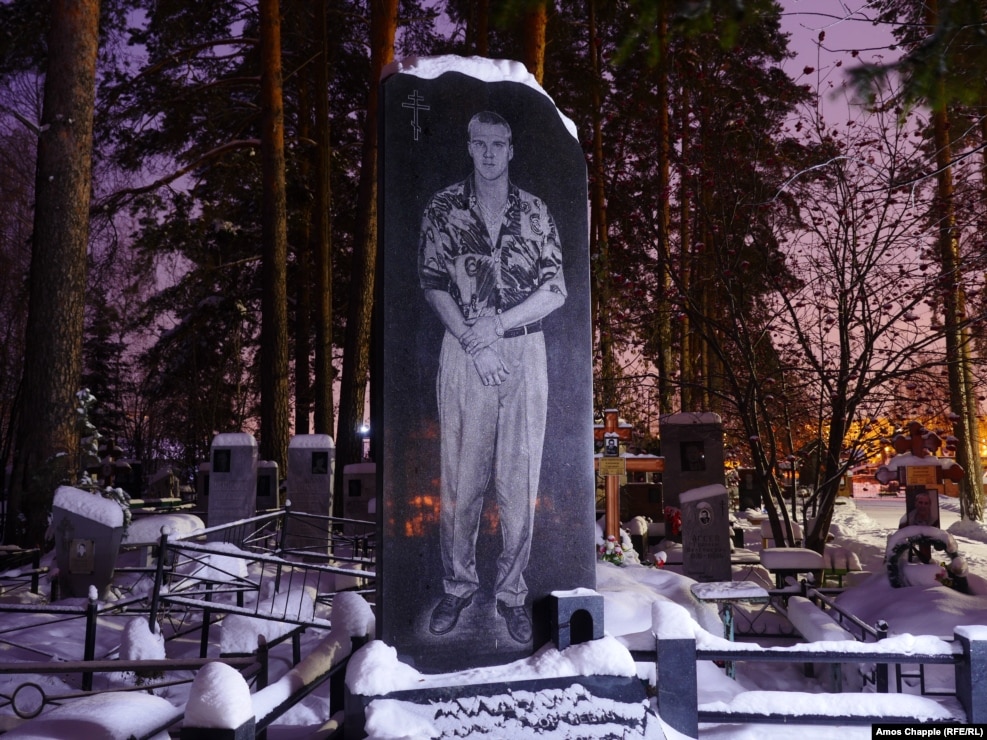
[3,54,987,740]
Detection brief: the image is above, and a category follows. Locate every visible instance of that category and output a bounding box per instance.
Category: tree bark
[523,1,548,85]
[653,1,675,415]
[6,0,101,547]
[259,0,290,471]
[588,0,616,408]
[312,0,334,437]
[334,0,397,514]
[927,0,984,521]
[294,66,313,437]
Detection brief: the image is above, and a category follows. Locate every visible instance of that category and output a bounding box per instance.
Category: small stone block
[549,591,604,650]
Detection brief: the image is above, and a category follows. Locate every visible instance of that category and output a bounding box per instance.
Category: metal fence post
[875,619,889,692]
[148,530,169,631]
[83,595,99,691]
[955,628,987,723]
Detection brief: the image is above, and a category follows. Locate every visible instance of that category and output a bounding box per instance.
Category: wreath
[886,527,962,589]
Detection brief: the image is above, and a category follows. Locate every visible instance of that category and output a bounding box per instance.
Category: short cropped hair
[468,111,512,143]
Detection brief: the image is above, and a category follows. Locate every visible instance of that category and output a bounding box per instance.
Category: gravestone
[342,462,376,523]
[285,434,335,551]
[659,412,724,508]
[51,485,125,599]
[206,433,257,540]
[256,460,279,511]
[680,484,732,582]
[377,56,595,673]
[737,468,762,511]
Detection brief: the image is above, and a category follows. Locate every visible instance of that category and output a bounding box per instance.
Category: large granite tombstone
[206,433,257,540]
[377,56,595,673]
[680,484,732,582]
[659,412,724,508]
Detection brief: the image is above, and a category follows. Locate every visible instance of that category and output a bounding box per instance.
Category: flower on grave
[597,534,625,566]
[664,506,682,536]
[935,562,953,589]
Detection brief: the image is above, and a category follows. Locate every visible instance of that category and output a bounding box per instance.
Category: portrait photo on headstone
[902,488,940,528]
[377,64,595,673]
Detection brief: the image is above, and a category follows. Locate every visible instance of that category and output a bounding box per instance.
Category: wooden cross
[892,421,941,458]
[875,420,965,487]
[593,409,664,539]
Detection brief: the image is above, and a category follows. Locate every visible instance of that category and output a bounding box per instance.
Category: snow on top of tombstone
[956,624,987,641]
[551,587,599,598]
[211,432,256,447]
[679,483,728,504]
[661,411,722,424]
[343,461,376,474]
[53,485,124,528]
[884,452,943,469]
[288,434,334,449]
[383,55,578,140]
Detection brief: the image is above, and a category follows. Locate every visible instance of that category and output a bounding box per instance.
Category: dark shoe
[429,594,473,635]
[497,601,532,642]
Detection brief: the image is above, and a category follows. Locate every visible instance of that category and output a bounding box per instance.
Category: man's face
[916,493,932,520]
[468,122,513,182]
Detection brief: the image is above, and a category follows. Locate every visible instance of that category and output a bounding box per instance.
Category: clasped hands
[459,316,509,386]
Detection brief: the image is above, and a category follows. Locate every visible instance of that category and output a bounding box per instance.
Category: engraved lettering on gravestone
[402,90,430,141]
[419,110,566,645]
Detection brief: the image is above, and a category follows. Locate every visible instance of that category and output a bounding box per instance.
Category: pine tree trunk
[259,0,290,471]
[927,0,984,521]
[653,1,675,415]
[523,1,547,85]
[678,90,694,412]
[334,0,397,514]
[312,0,334,437]
[588,0,616,408]
[6,0,100,547]
[294,67,313,436]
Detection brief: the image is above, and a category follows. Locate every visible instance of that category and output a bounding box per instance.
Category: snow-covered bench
[759,547,823,589]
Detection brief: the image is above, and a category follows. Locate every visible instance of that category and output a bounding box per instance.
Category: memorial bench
[758,547,823,589]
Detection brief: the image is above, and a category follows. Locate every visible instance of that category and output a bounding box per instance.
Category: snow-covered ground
[1,486,986,738]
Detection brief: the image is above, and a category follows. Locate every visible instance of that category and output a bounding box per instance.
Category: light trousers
[436,330,548,607]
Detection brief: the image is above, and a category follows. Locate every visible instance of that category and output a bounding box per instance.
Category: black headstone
[376,57,595,673]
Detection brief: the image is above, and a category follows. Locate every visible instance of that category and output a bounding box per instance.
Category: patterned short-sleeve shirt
[419,175,566,321]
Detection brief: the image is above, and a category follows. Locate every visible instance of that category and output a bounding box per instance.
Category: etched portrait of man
[418,111,566,644]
